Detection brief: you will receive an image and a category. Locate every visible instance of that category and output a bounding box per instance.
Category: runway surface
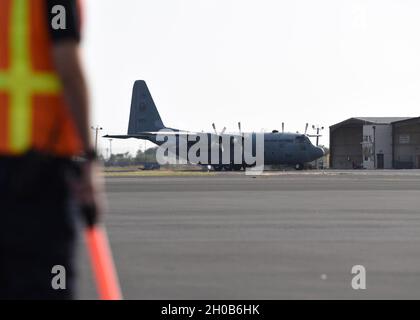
[77,170,420,299]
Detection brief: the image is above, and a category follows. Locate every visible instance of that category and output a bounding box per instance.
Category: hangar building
[392,117,420,169]
[329,117,420,169]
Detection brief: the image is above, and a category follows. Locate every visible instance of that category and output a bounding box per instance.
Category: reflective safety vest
[0,0,82,157]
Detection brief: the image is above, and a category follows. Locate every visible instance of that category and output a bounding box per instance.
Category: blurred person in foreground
[0,0,104,299]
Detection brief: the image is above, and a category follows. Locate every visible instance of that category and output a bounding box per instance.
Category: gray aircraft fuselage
[140,131,324,169]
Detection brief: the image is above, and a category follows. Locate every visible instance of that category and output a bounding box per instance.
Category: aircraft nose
[315,146,325,158]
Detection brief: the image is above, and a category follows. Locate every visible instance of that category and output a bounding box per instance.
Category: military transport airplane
[104,80,325,171]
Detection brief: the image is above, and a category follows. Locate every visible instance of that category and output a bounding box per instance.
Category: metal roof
[352,117,412,124]
[391,116,420,125]
[330,117,413,130]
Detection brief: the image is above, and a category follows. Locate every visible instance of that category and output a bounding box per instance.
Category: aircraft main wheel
[213,165,223,171]
[295,163,304,170]
[233,164,243,171]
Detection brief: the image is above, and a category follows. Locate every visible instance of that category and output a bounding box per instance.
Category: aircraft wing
[103,131,193,139]
[104,131,244,141]
[103,134,153,139]
[105,131,243,139]
[142,131,244,139]
[102,132,195,139]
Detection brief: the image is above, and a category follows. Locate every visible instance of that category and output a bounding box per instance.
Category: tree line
[102,147,158,167]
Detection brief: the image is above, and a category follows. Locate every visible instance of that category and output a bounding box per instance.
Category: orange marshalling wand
[85,225,122,300]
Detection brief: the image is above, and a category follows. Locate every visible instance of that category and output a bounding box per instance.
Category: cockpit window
[295,136,306,143]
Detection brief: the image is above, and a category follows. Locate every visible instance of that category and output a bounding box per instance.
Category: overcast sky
[82,0,420,155]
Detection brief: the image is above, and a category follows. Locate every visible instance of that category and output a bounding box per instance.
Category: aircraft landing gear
[224,164,245,171]
[212,164,244,171]
[232,164,243,171]
[295,163,304,170]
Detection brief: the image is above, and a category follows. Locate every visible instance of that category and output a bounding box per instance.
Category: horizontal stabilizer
[103,134,152,139]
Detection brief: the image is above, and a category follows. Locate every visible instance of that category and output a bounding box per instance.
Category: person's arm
[47,0,91,152]
[52,42,92,152]
[52,41,105,223]
[47,0,104,223]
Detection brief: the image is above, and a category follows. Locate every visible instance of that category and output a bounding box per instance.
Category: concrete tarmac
[77,170,420,299]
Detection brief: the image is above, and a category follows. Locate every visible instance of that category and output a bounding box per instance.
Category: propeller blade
[305,123,309,135]
[238,122,242,135]
[282,122,284,133]
[220,127,227,135]
[212,123,217,135]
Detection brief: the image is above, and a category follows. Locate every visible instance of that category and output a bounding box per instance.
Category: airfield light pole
[312,125,325,169]
[312,125,325,146]
[91,126,103,153]
[108,139,113,159]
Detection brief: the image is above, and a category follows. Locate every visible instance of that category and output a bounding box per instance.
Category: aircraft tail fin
[127,80,166,134]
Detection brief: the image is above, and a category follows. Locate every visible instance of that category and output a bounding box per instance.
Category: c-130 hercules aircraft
[104,80,325,171]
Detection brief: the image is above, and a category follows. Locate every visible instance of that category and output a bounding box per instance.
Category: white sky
[82,0,420,156]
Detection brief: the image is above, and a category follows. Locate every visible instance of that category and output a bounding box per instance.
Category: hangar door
[330,125,363,169]
[377,154,384,169]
